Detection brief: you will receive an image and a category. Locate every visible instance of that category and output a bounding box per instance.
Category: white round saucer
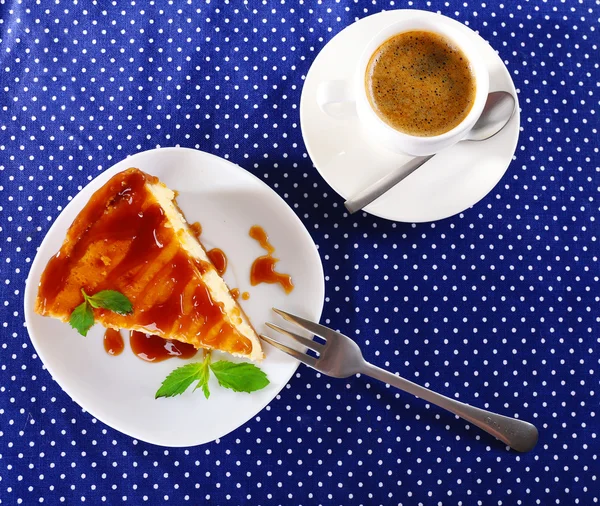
[300,10,520,223]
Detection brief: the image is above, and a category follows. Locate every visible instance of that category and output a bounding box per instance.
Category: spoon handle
[344,154,434,214]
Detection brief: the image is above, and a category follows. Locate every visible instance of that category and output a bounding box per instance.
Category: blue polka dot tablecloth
[1,0,598,504]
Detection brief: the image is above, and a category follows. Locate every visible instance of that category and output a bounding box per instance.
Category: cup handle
[316,80,357,119]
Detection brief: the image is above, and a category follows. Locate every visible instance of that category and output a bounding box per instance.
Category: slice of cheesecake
[36,168,263,361]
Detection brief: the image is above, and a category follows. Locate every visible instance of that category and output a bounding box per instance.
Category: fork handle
[360,362,539,453]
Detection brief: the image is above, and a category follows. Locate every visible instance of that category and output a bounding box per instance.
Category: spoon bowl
[465,91,516,142]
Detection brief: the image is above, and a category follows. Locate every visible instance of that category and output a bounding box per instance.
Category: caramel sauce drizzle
[207,248,227,276]
[249,225,294,293]
[37,169,252,356]
[231,288,250,301]
[103,328,125,356]
[191,221,227,276]
[189,221,202,238]
[130,330,198,362]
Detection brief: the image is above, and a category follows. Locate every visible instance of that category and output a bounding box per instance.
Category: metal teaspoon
[344,91,517,215]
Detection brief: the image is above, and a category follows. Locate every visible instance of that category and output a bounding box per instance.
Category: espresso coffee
[366,30,476,137]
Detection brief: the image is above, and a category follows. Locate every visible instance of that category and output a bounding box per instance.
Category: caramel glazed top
[36,168,252,356]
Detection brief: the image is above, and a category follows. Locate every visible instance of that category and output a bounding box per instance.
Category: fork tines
[264,322,324,353]
[260,308,330,368]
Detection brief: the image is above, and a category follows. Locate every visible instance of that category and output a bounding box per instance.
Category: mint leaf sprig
[69,288,133,336]
[155,351,269,399]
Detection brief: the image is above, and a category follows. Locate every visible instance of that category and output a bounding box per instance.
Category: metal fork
[261,308,539,453]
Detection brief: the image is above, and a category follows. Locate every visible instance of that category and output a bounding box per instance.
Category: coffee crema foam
[366,30,476,137]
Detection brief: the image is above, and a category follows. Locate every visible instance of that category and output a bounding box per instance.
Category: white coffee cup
[317,14,490,157]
